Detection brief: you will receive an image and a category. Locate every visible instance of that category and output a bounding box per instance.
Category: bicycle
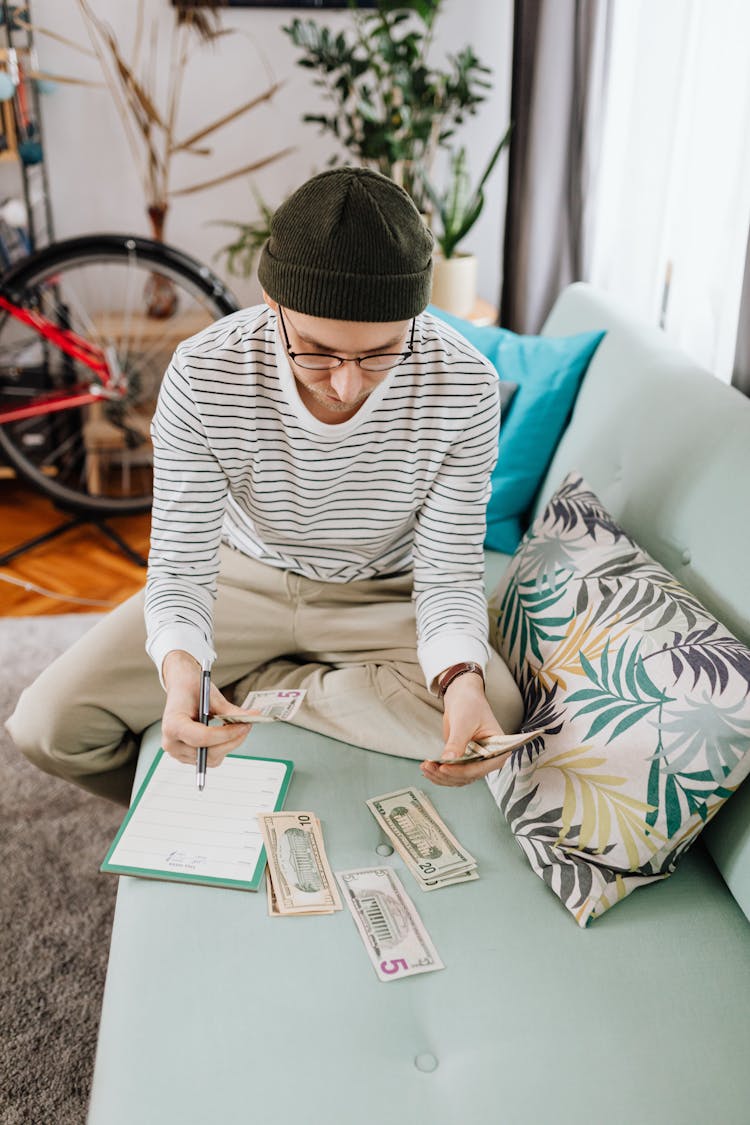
[0,233,240,532]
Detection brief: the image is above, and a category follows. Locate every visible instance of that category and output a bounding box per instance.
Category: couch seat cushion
[89,721,750,1125]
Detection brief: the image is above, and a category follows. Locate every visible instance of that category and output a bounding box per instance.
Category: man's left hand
[420,670,510,788]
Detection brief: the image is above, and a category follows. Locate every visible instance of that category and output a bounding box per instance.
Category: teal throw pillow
[428,306,605,555]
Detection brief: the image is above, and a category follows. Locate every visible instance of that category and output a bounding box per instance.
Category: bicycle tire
[0,234,240,516]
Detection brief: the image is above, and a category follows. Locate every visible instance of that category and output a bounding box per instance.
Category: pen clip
[199,659,212,726]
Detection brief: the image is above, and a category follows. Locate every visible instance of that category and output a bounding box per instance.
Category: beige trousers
[7,544,524,806]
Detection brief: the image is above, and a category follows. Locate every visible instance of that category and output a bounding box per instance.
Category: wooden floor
[0,479,151,616]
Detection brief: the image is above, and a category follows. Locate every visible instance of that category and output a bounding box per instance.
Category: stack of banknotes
[367,786,479,890]
[258,811,444,980]
[235,692,545,980]
[429,727,547,764]
[258,811,342,916]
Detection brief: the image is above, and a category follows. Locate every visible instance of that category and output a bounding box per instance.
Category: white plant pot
[430,251,477,319]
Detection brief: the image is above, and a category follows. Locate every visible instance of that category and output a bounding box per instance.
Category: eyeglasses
[277,305,416,373]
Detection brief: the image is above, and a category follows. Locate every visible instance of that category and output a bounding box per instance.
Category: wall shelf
[0,0,54,255]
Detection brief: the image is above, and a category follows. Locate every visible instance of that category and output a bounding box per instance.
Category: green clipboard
[101,748,294,892]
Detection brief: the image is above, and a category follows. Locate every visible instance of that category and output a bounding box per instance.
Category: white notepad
[101,749,294,891]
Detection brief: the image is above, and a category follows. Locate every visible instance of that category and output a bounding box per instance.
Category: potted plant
[421,125,512,317]
[283,0,493,213]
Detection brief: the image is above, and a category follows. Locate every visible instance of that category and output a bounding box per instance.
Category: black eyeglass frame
[277,305,416,373]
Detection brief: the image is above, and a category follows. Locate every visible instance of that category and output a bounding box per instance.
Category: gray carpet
[0,614,123,1125]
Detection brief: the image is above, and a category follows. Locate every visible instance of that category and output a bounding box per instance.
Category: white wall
[24,0,512,311]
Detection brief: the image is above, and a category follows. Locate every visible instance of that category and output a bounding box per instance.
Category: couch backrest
[533,283,750,922]
[534,282,750,648]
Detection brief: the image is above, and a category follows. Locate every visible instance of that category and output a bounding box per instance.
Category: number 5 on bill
[336,867,444,982]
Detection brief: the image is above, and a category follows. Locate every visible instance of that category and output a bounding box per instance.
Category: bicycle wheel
[0,234,239,515]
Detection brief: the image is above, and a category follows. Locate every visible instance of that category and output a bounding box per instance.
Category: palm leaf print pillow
[487,471,750,927]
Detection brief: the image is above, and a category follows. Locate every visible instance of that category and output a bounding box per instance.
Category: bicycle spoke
[38,425,81,470]
[44,272,103,346]
[113,315,202,394]
[4,412,48,437]
[46,426,84,487]
[118,248,142,378]
[77,442,87,492]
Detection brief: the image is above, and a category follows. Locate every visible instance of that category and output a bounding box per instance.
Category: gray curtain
[732,227,750,396]
[499,0,612,334]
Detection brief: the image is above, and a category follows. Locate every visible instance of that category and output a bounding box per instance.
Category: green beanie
[258,166,434,322]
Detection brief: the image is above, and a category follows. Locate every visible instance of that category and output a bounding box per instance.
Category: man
[7,167,523,806]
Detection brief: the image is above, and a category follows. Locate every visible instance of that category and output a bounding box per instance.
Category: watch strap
[437,661,485,699]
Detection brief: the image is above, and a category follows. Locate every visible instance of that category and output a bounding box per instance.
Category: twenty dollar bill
[366,787,477,890]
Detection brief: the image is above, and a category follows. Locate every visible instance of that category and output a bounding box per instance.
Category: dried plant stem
[145,13,161,202]
[170,147,295,197]
[132,0,145,82]
[164,22,190,198]
[165,21,187,140]
[15,14,98,58]
[29,71,103,88]
[172,81,284,154]
[76,0,149,199]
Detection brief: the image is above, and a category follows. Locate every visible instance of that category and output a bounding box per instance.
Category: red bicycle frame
[0,287,120,425]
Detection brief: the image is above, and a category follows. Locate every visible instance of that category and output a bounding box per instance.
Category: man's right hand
[161,650,253,768]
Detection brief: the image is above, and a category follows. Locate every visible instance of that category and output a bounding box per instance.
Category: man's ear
[262,290,278,312]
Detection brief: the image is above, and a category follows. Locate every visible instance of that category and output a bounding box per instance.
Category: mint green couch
[88,284,750,1125]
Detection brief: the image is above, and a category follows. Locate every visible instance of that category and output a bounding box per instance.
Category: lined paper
[102,751,292,890]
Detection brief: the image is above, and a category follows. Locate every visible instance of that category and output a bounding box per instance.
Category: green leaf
[608,704,660,741]
[578,650,599,686]
[681,770,729,783]
[585,704,636,740]
[624,646,639,699]
[356,98,380,123]
[566,688,606,704]
[572,696,619,719]
[612,641,627,695]
[634,655,669,701]
[665,772,682,838]
[601,637,611,691]
[645,755,660,827]
[376,0,442,28]
[446,195,483,255]
[473,121,512,195]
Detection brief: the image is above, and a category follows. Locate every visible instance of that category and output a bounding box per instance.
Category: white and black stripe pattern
[145,306,500,690]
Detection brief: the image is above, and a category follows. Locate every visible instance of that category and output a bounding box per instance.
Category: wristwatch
[437,661,485,699]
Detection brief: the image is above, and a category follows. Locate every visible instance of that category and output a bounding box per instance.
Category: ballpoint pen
[197,658,211,791]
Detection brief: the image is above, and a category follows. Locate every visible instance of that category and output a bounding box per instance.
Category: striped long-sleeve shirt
[145,304,500,693]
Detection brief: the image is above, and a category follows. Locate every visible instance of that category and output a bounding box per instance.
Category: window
[585,0,750,382]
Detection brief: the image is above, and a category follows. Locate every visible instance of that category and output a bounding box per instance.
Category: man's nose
[329,360,365,402]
